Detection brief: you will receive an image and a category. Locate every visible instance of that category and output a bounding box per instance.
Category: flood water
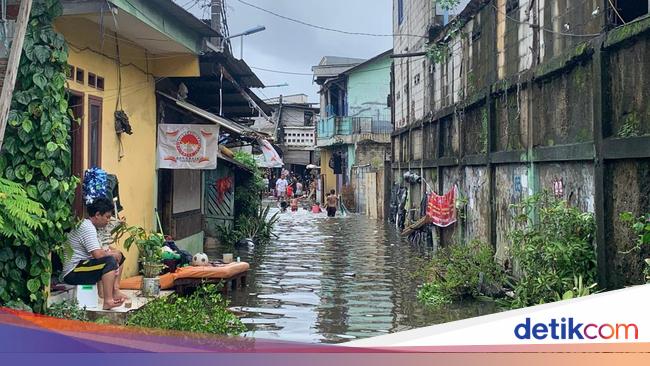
[224,204,497,344]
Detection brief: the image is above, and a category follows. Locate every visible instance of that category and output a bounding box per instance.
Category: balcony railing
[317,116,392,139]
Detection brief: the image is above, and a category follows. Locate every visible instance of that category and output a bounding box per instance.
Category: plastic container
[75,284,99,309]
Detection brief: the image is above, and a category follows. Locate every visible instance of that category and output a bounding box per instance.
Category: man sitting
[62,197,127,310]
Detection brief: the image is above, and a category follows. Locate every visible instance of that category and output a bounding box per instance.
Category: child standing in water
[290,197,299,212]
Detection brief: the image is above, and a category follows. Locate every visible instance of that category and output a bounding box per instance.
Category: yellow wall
[320,149,336,202]
[54,18,199,277]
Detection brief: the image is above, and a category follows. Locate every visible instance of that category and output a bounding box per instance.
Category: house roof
[342,49,393,75]
[148,0,220,37]
[218,153,253,174]
[157,91,261,136]
[200,50,265,89]
[318,56,367,66]
[312,56,367,82]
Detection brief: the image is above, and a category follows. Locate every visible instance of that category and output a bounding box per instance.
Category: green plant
[504,193,597,308]
[216,224,242,252]
[94,317,111,325]
[255,205,280,243]
[436,0,461,11]
[218,204,280,250]
[619,211,650,283]
[426,43,449,63]
[126,284,246,335]
[3,299,33,312]
[617,113,641,138]
[233,151,265,221]
[114,225,163,276]
[0,0,78,312]
[46,300,89,321]
[0,178,45,241]
[418,240,505,307]
[417,282,451,307]
[555,275,598,301]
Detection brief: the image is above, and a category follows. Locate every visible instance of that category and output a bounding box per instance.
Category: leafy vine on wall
[0,0,77,312]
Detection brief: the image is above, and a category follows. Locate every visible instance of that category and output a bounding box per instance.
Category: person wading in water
[326,189,338,217]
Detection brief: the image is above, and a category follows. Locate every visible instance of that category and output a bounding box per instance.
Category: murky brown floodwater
[224,204,496,344]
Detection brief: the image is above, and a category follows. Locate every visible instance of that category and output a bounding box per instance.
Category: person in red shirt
[286,184,294,198]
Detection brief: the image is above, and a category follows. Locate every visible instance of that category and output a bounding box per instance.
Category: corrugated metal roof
[312,56,367,81]
[146,0,219,37]
[157,91,253,135]
[318,56,367,66]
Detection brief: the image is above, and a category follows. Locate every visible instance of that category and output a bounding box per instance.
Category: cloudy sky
[177,0,393,104]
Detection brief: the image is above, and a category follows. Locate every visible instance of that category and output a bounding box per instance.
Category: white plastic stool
[75,284,99,309]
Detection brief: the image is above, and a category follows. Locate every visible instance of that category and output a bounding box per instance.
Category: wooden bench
[174,271,247,295]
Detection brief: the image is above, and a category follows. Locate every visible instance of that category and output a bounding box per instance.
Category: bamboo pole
[0,0,32,152]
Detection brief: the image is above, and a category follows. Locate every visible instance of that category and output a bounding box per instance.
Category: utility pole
[211,0,223,46]
[276,95,284,144]
[0,0,33,152]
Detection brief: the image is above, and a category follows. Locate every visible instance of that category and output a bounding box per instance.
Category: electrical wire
[490,3,601,38]
[236,0,427,39]
[607,0,626,25]
[253,57,424,77]
[251,66,313,76]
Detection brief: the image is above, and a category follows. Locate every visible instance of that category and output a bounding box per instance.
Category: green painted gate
[204,163,235,237]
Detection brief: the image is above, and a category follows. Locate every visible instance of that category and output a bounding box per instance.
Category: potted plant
[115,225,164,296]
[216,224,238,263]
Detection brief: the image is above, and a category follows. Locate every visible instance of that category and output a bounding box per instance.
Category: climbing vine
[434,0,460,11]
[0,0,77,312]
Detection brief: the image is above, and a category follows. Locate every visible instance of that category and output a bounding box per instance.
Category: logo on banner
[176,131,202,158]
[514,317,639,340]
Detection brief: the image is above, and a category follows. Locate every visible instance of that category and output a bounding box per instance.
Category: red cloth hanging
[426,185,458,227]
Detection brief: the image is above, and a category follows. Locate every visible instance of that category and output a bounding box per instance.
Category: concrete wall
[391,3,650,288]
[393,0,432,128]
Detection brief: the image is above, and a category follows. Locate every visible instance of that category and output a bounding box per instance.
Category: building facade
[314,51,393,218]
[57,0,214,276]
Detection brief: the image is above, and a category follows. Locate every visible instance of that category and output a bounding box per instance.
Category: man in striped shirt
[62,197,126,310]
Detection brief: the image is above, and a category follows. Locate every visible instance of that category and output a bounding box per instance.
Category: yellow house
[56,0,217,276]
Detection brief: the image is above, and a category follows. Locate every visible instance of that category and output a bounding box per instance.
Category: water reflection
[224,205,497,344]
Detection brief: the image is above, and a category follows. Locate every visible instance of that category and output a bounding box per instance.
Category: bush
[46,300,88,321]
[126,284,246,335]
[620,211,650,283]
[216,205,280,250]
[418,240,504,307]
[504,193,597,308]
[233,151,265,221]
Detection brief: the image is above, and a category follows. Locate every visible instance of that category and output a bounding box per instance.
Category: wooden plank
[602,136,650,160]
[0,0,33,151]
[533,142,595,162]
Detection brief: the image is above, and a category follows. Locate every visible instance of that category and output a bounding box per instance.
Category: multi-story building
[313,51,393,218]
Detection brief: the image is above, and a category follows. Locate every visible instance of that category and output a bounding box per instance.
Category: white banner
[157,124,219,170]
[257,138,284,168]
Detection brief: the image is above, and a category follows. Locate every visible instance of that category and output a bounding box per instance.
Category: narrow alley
[225,204,496,343]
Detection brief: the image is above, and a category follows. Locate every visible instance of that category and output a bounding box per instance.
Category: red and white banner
[256,138,284,168]
[157,124,219,170]
[426,185,458,227]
